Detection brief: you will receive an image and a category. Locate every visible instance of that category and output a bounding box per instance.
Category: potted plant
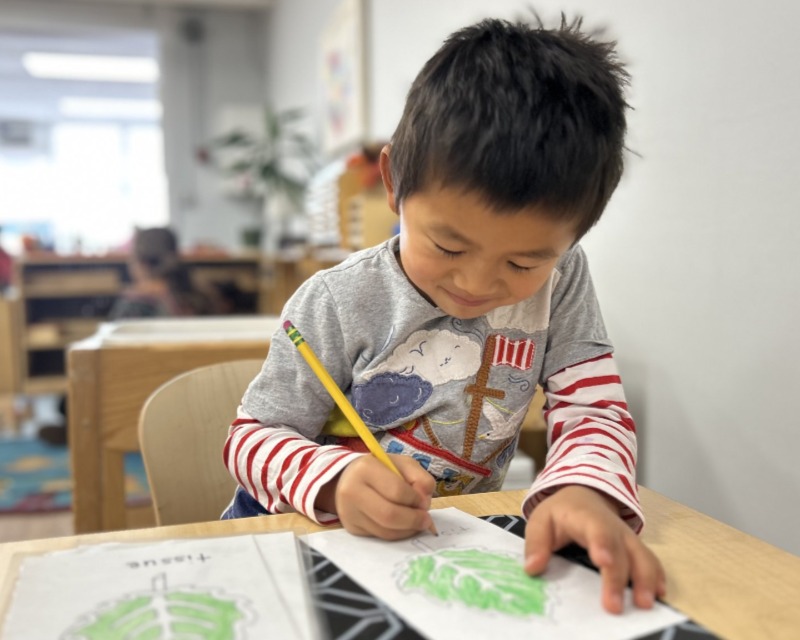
[209,106,318,251]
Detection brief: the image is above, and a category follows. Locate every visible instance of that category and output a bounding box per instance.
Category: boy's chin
[439,303,495,321]
[427,288,505,319]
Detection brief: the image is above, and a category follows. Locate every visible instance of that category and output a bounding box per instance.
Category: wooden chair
[138,358,264,526]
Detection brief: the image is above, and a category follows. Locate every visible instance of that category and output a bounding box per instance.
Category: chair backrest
[138,358,264,526]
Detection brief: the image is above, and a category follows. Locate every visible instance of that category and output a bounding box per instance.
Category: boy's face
[392,185,577,320]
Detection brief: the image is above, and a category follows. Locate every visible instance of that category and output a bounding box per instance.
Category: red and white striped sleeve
[223,406,364,525]
[521,353,644,533]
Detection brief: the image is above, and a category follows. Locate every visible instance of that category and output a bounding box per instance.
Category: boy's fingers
[627,538,665,609]
[592,529,665,613]
[354,457,422,507]
[334,457,433,540]
[354,518,428,541]
[522,487,665,615]
[340,481,431,540]
[361,502,433,539]
[371,497,433,533]
[524,516,555,575]
[587,533,628,615]
[391,455,435,507]
[599,567,627,614]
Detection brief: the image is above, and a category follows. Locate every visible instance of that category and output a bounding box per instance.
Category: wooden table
[2,488,798,640]
[67,316,279,534]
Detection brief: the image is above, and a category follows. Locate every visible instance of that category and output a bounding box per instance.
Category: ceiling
[0,0,273,124]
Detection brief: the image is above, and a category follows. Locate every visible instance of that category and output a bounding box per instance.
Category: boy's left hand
[524,485,666,614]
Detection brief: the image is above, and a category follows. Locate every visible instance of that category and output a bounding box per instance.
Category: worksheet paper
[306,508,687,640]
[2,532,318,640]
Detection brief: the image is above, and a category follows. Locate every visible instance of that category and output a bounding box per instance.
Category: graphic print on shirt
[462,333,535,466]
[479,401,531,443]
[348,326,537,496]
[353,329,481,426]
[351,372,433,426]
[462,334,506,460]
[372,328,481,385]
[384,414,492,496]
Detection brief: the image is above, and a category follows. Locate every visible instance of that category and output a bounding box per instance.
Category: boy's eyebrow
[433,224,559,260]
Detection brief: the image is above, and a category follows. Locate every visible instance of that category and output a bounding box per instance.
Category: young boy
[223,16,665,614]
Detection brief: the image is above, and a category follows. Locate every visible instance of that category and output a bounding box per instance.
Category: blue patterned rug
[0,436,150,514]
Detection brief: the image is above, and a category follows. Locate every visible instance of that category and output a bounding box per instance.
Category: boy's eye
[434,243,463,258]
[508,262,534,273]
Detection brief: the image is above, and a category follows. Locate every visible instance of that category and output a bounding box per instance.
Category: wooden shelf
[24,286,122,299]
[26,340,74,351]
[26,319,102,350]
[13,254,264,392]
[23,375,68,395]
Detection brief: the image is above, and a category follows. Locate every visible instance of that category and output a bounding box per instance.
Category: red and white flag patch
[491,335,535,370]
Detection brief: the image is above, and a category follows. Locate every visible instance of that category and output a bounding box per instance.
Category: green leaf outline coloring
[397,547,548,618]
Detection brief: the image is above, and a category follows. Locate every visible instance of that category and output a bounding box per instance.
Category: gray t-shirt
[242,235,612,495]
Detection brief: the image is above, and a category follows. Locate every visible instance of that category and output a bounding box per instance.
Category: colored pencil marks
[4,533,312,640]
[396,548,547,618]
[63,574,254,640]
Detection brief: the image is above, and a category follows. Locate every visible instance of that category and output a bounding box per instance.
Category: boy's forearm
[224,414,360,523]
[527,353,643,530]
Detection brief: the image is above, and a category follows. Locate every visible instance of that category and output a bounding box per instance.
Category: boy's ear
[379,144,398,214]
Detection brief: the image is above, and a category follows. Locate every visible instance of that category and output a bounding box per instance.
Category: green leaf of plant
[259,164,278,181]
[209,105,318,202]
[213,131,254,147]
[277,107,306,123]
[400,549,547,617]
[227,160,255,174]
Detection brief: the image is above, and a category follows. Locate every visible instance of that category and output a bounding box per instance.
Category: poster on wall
[319,0,367,157]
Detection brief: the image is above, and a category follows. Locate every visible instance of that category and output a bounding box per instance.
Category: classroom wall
[265,0,800,555]
[156,7,267,251]
[258,0,342,249]
[260,0,341,117]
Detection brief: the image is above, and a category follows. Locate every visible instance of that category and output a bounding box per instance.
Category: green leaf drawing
[65,590,244,640]
[399,549,547,617]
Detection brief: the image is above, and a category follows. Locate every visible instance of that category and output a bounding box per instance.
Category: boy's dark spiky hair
[388,15,630,239]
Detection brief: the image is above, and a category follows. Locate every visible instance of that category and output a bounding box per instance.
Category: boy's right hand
[322,454,435,540]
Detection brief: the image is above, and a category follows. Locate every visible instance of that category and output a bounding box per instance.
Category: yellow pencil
[283,320,437,536]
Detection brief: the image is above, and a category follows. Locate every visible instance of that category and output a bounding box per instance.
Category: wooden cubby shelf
[13,254,264,393]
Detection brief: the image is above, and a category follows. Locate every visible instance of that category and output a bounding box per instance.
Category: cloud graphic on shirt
[353,372,432,426]
[372,329,480,386]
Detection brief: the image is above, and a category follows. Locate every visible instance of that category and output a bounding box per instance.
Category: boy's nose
[453,268,498,299]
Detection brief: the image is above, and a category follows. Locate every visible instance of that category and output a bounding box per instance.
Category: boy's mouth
[444,289,492,308]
